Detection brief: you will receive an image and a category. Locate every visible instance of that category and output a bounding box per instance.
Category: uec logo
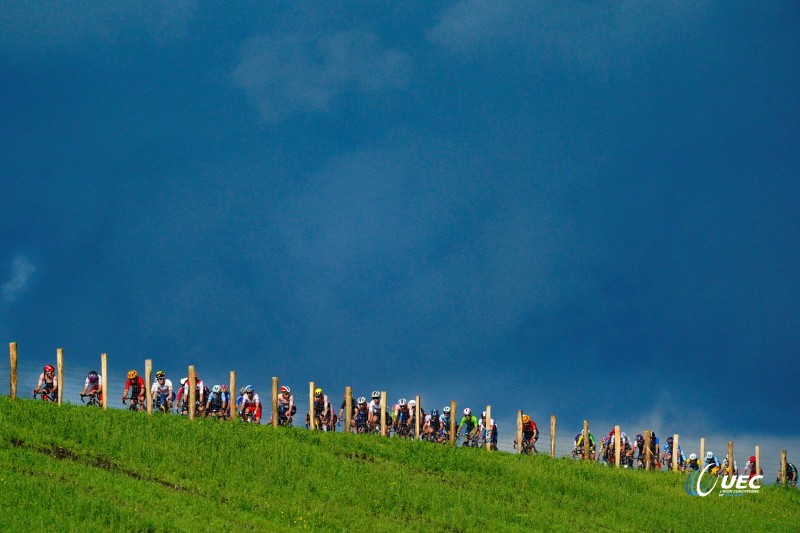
[685,464,762,497]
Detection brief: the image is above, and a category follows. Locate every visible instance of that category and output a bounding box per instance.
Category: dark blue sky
[1,1,798,452]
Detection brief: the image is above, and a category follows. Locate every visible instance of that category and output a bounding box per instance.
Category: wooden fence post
[485,406,492,452]
[516,410,523,455]
[550,415,556,458]
[101,353,107,410]
[56,348,64,405]
[9,342,17,400]
[781,449,787,487]
[644,430,651,470]
[344,386,352,433]
[673,434,680,472]
[272,377,279,428]
[727,441,734,477]
[755,445,760,482]
[188,365,196,420]
[380,391,387,436]
[229,371,236,421]
[614,426,621,468]
[700,437,705,466]
[415,395,421,440]
[145,359,152,415]
[583,420,590,461]
[309,381,316,430]
[450,400,457,444]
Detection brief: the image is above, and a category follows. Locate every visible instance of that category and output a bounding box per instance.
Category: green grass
[1,398,797,532]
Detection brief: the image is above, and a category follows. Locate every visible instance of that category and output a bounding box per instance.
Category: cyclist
[122,370,145,409]
[686,453,701,471]
[80,370,102,403]
[776,462,797,488]
[205,385,227,418]
[440,406,453,441]
[277,385,296,426]
[393,398,413,436]
[150,370,173,412]
[457,408,480,446]
[479,412,498,450]
[33,364,58,400]
[574,431,596,459]
[236,386,246,411]
[352,397,370,433]
[519,415,539,453]
[239,385,262,423]
[705,451,721,474]
[367,391,385,431]
[719,455,738,477]
[308,388,331,430]
[423,408,442,441]
[743,456,763,479]
[220,385,231,413]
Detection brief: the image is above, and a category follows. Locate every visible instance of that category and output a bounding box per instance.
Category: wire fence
[2,347,794,482]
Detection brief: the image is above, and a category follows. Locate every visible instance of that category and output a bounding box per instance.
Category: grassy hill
[1,398,797,532]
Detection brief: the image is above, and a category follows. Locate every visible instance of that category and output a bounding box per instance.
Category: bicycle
[461,431,480,448]
[241,410,258,424]
[80,392,101,407]
[33,388,57,402]
[122,396,144,412]
[154,393,171,414]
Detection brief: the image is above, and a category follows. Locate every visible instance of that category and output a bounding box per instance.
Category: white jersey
[368,399,383,415]
[151,379,173,395]
[83,376,103,388]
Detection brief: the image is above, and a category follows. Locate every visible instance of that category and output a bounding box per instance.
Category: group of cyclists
[31,364,798,487]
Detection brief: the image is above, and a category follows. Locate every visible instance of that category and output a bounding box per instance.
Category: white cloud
[427,0,712,74]
[232,30,412,122]
[2,255,36,306]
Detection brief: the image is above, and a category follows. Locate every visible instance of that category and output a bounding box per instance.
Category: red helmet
[43,365,55,373]
[280,385,290,394]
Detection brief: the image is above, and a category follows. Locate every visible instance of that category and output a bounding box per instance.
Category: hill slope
[0,398,796,531]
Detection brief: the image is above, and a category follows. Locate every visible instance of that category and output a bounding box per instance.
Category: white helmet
[371,391,380,399]
[180,377,188,386]
[689,453,697,461]
[481,411,486,418]
[408,399,416,407]
[398,398,407,406]
[443,406,451,413]
[706,451,714,460]
[463,408,471,415]
[357,396,366,404]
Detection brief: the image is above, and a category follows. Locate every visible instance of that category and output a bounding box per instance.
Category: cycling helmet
[280,385,290,394]
[431,409,439,417]
[621,432,628,441]
[706,451,714,459]
[636,434,643,440]
[481,411,486,418]
[212,385,221,393]
[398,398,407,406]
[522,415,530,424]
[371,391,380,399]
[180,377,188,386]
[357,396,367,404]
[408,399,416,407]
[443,406,451,413]
[749,456,756,463]
[314,388,323,397]
[239,387,246,395]
[463,408,471,416]
[44,365,55,373]
[155,370,165,379]
[220,385,228,392]
[88,370,99,382]
[392,404,398,411]
[127,370,138,379]
[689,453,697,461]
[667,436,673,444]
[245,385,254,393]
[575,433,581,441]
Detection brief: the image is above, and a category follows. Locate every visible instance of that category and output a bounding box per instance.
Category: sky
[1,1,799,460]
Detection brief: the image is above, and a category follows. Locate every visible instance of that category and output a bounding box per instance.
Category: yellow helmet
[314,387,323,397]
[522,415,530,424]
[127,370,138,379]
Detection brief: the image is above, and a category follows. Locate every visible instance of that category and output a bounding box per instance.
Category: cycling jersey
[426,414,441,431]
[576,434,595,448]
[479,419,498,444]
[151,378,172,396]
[124,377,145,398]
[522,421,538,437]
[368,399,384,415]
[459,415,479,432]
[207,391,224,410]
[242,393,261,409]
[84,376,103,389]
[313,395,330,416]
